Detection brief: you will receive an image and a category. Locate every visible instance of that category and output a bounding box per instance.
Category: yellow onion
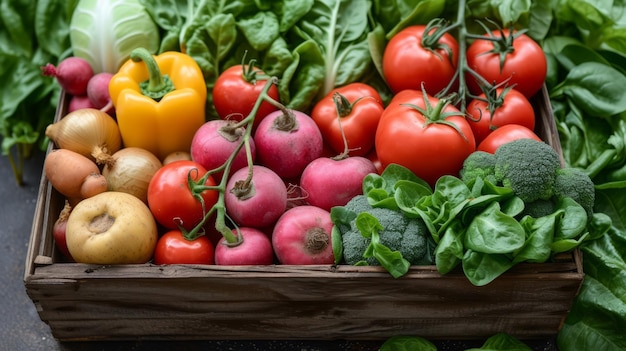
[102,147,162,203]
[45,108,122,165]
[162,151,192,165]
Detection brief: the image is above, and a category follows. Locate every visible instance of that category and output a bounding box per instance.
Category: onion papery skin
[102,147,163,203]
[45,108,122,165]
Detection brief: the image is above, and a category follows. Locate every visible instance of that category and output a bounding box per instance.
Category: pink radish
[215,227,274,265]
[68,95,96,112]
[300,156,377,211]
[272,205,335,265]
[225,165,287,228]
[41,57,94,96]
[285,179,308,209]
[253,109,323,179]
[87,72,113,111]
[53,201,74,261]
[191,119,256,181]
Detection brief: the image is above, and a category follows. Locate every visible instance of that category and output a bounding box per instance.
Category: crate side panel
[34,298,576,322]
[27,270,581,341]
[47,315,569,342]
[25,265,582,303]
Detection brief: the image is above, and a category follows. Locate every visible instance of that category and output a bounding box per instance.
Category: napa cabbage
[69,0,160,73]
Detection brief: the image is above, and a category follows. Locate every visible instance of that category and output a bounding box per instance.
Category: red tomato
[466,29,547,98]
[154,230,215,265]
[212,64,280,129]
[375,90,476,186]
[477,124,542,154]
[366,149,383,175]
[466,87,535,144]
[311,83,384,157]
[382,23,459,95]
[147,160,219,231]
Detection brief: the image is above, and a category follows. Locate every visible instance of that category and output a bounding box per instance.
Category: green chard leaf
[291,0,373,99]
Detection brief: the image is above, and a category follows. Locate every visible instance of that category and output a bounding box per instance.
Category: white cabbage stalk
[70,0,160,74]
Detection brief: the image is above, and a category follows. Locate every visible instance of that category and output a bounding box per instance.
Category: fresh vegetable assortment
[3,0,623,349]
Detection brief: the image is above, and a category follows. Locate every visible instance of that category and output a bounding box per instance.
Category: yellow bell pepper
[109,48,206,161]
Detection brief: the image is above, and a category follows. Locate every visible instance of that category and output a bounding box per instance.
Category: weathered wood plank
[25,266,581,302]
[45,315,568,341]
[34,298,577,321]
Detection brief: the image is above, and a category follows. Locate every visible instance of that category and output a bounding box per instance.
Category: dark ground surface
[0,147,559,351]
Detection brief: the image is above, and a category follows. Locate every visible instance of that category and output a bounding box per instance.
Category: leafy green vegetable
[462,249,514,287]
[332,193,435,277]
[378,335,437,351]
[466,332,533,351]
[550,61,626,119]
[292,0,372,97]
[70,0,160,73]
[141,0,410,118]
[335,160,600,285]
[0,0,77,186]
[531,1,626,349]
[465,202,525,255]
[372,0,446,39]
[558,226,626,351]
[356,212,411,278]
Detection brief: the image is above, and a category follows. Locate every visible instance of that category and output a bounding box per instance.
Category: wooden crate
[24,87,583,341]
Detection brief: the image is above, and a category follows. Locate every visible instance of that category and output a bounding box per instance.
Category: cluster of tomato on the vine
[315,18,547,188]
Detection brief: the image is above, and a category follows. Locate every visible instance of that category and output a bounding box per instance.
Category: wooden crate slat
[46,315,567,341]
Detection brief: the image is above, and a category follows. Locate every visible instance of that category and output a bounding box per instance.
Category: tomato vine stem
[437,0,510,113]
[190,76,284,246]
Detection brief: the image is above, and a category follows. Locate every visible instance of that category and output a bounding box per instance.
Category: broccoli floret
[459,150,497,185]
[342,194,375,216]
[334,194,374,234]
[519,198,556,219]
[339,195,434,266]
[494,138,561,202]
[553,167,595,217]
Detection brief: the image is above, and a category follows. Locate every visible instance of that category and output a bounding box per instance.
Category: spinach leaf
[462,249,514,287]
[558,226,626,351]
[365,163,432,210]
[466,332,533,351]
[554,197,588,240]
[413,176,471,243]
[434,221,464,274]
[550,62,626,119]
[513,215,555,264]
[465,202,526,254]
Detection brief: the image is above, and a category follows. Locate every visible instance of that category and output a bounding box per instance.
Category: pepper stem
[130,48,175,101]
